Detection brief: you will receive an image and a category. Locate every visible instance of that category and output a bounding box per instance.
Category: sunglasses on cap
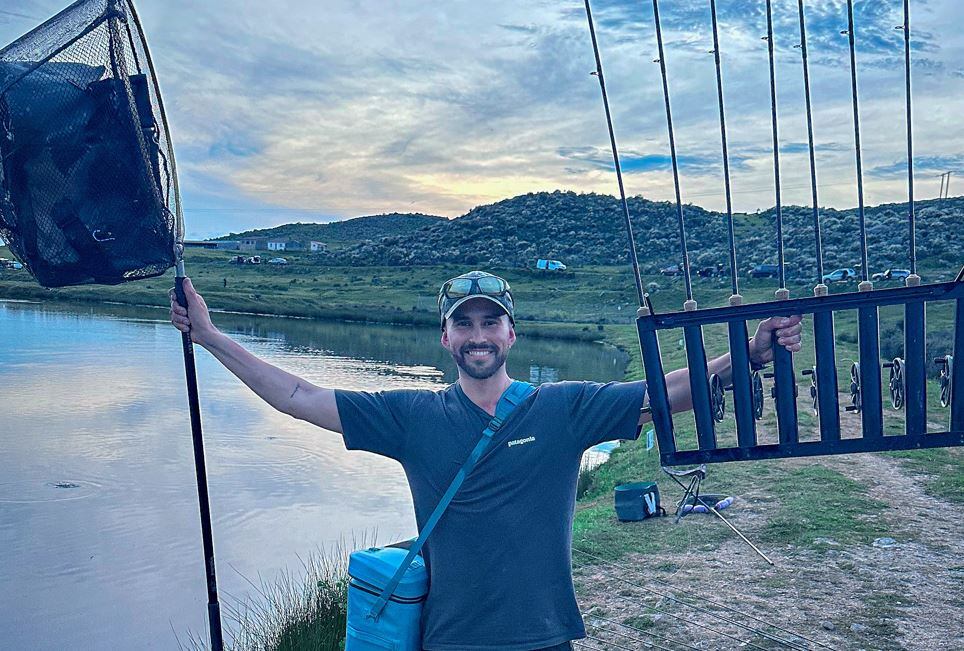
[438,274,510,300]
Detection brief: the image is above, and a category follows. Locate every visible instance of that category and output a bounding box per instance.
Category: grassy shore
[2,246,962,649]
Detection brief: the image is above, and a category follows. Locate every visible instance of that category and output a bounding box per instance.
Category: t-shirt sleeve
[334,389,418,461]
[566,380,647,450]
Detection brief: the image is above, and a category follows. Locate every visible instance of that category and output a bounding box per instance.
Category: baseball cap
[437,271,514,328]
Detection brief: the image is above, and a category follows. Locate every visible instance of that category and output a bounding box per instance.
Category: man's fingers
[776,324,802,338]
[183,277,198,300]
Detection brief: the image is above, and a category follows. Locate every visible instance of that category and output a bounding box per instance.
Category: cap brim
[442,295,511,322]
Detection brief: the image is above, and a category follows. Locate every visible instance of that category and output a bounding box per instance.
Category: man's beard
[453,345,508,379]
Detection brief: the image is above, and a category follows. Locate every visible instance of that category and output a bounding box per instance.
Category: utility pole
[938,171,952,201]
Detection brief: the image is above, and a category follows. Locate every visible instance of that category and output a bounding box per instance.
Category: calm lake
[0,299,628,649]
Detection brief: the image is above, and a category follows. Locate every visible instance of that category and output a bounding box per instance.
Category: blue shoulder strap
[367,380,535,620]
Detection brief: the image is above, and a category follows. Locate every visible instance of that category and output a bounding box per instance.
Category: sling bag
[345,380,536,650]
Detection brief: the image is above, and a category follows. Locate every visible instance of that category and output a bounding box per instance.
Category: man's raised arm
[639,315,804,424]
[169,278,342,433]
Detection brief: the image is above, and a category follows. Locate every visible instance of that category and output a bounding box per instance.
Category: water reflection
[0,300,627,650]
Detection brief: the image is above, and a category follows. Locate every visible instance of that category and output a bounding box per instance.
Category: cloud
[2,0,962,236]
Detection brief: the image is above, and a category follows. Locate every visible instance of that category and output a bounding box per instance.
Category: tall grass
[226,546,349,651]
[178,540,365,651]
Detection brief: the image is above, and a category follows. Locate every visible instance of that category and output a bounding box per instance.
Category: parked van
[536,259,567,271]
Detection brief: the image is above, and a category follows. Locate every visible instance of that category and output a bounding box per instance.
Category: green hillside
[288,192,963,280]
[215,212,446,246]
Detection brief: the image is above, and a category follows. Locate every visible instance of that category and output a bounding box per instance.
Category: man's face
[440,298,516,380]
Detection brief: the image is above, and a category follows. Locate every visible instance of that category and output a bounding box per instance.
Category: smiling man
[169,270,803,650]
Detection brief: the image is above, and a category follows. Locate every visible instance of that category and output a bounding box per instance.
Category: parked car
[749,263,779,278]
[660,263,695,276]
[697,263,725,278]
[822,268,857,283]
[871,268,910,282]
[268,257,288,265]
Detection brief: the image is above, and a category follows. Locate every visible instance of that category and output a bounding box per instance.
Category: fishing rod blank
[844,0,884,441]
[585,621,682,651]
[797,0,841,441]
[573,549,816,650]
[651,0,717,453]
[573,547,833,650]
[764,0,799,446]
[586,579,785,651]
[583,0,675,447]
[899,0,928,438]
[651,0,694,305]
[582,0,645,307]
[709,0,757,449]
[587,613,703,651]
[710,0,739,300]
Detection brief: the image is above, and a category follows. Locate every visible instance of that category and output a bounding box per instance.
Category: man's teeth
[467,350,492,356]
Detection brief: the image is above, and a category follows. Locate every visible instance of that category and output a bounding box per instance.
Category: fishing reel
[801,366,818,413]
[935,354,954,408]
[846,362,862,414]
[751,370,765,420]
[709,373,726,422]
[884,358,905,410]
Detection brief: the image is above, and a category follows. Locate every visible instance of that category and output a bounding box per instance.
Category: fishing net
[0,0,181,288]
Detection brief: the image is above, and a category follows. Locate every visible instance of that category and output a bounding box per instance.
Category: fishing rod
[649,0,719,452]
[582,0,646,307]
[709,0,738,299]
[586,613,703,650]
[898,0,928,437]
[796,0,841,443]
[843,0,885,438]
[575,637,643,651]
[573,552,811,651]
[764,0,786,295]
[585,580,785,651]
[796,0,823,285]
[845,0,869,284]
[763,0,800,446]
[902,0,917,279]
[584,625,678,651]
[708,0,757,449]
[574,547,833,650]
[651,0,695,307]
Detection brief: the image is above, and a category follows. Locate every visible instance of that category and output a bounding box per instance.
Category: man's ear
[441,327,450,347]
[507,322,516,347]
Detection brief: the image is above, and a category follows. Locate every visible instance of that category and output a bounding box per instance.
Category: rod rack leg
[728,321,756,448]
[772,336,798,445]
[684,324,717,450]
[904,301,927,437]
[858,305,884,439]
[812,310,840,441]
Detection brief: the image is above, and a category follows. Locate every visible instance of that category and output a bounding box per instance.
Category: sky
[2,0,962,239]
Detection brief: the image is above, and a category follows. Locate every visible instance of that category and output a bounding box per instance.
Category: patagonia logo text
[507,436,536,448]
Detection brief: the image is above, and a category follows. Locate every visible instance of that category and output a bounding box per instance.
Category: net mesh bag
[0,0,182,287]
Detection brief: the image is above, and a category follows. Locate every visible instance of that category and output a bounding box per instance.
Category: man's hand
[169,277,219,346]
[748,315,804,366]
